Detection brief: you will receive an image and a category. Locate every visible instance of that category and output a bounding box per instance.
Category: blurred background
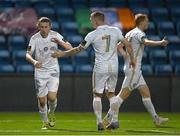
[0,0,180,112]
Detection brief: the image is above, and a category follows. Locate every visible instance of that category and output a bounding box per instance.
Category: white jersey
[28,30,63,72]
[81,25,124,73]
[124,27,146,71]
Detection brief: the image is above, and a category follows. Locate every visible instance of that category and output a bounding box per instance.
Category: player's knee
[38,97,46,107]
[93,92,103,98]
[48,92,57,102]
[105,91,115,99]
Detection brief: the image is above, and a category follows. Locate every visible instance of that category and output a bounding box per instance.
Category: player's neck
[137,26,145,32]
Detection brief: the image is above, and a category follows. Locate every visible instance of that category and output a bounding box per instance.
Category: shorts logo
[44,47,48,52]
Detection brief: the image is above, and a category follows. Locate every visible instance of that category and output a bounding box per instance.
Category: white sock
[93,97,102,124]
[48,99,57,113]
[142,97,157,119]
[107,96,123,122]
[38,103,48,122]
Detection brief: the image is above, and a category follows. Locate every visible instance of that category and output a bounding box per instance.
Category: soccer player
[26,17,72,129]
[103,13,169,129]
[52,11,135,131]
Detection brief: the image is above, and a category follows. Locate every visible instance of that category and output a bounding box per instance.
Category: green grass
[0,112,179,135]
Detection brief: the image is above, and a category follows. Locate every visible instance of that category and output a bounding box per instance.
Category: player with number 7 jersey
[51,11,135,131]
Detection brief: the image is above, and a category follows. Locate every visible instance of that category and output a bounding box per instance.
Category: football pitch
[0,112,179,135]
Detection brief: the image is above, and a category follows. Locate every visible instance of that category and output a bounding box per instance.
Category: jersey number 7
[102,35,111,52]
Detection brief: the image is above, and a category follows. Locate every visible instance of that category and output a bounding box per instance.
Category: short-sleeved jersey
[28,30,63,72]
[124,27,146,71]
[81,25,124,73]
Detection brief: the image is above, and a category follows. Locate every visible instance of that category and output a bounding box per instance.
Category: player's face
[142,17,149,30]
[90,16,97,28]
[38,22,51,38]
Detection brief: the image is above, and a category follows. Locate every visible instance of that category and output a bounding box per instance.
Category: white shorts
[121,69,146,91]
[34,69,59,97]
[92,72,118,94]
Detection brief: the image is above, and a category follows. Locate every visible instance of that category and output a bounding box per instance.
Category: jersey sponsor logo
[44,47,48,52]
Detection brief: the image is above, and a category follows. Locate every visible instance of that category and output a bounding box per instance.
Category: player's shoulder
[49,30,60,36]
[86,29,96,37]
[31,32,41,40]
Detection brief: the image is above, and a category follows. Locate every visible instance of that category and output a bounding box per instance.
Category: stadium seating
[157,22,175,37]
[0,0,180,74]
[0,64,15,73]
[16,64,33,73]
[8,35,26,51]
[56,8,74,22]
[146,22,157,35]
[155,64,173,75]
[60,64,74,73]
[75,64,93,73]
[166,35,180,51]
[142,64,153,75]
[0,50,11,64]
[66,35,83,46]
[149,50,168,65]
[151,8,169,22]
[73,51,90,65]
[12,50,28,66]
[169,50,180,66]
[175,65,180,75]
[146,0,166,8]
[0,35,7,50]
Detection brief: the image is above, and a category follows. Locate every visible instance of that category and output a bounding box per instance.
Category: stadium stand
[0,0,180,75]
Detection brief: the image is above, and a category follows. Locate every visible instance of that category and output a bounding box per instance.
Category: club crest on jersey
[44,47,48,52]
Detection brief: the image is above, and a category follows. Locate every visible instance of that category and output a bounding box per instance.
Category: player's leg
[103,73,120,129]
[138,84,169,126]
[104,70,135,129]
[47,72,59,127]
[92,72,107,131]
[104,87,131,129]
[38,96,49,129]
[35,70,50,129]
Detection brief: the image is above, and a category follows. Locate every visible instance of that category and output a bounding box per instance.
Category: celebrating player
[103,13,169,129]
[26,17,72,129]
[52,11,135,131]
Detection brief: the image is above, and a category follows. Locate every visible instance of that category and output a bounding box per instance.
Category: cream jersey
[28,30,63,72]
[124,27,146,71]
[81,25,124,73]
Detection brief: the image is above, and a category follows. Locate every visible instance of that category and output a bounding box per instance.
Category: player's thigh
[92,72,108,94]
[47,72,59,92]
[35,77,48,97]
[106,72,118,93]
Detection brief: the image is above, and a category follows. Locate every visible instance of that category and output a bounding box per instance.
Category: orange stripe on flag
[117,8,135,31]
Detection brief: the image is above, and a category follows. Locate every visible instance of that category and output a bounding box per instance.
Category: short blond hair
[36,17,51,27]
[91,11,105,22]
[135,13,148,26]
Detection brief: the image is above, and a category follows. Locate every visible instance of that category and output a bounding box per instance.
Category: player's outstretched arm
[51,38,73,50]
[52,45,84,58]
[26,51,42,68]
[142,37,168,47]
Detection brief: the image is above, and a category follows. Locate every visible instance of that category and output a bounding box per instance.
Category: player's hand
[51,38,63,45]
[129,59,136,69]
[34,61,42,68]
[161,37,168,47]
[51,50,65,58]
